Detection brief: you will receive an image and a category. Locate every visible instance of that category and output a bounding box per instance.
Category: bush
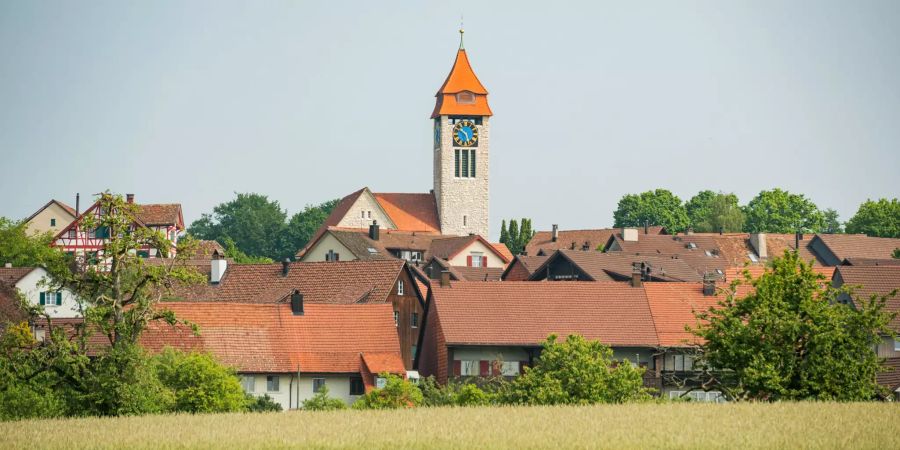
[418,376,493,407]
[151,348,248,413]
[79,344,175,416]
[301,386,347,411]
[500,334,652,405]
[246,394,283,412]
[352,373,423,409]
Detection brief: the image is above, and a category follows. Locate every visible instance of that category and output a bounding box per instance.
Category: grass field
[1,402,898,449]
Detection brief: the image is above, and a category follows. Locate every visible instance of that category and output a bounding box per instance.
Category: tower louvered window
[454,149,477,178]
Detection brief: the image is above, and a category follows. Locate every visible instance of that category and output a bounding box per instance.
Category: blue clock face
[452,120,478,146]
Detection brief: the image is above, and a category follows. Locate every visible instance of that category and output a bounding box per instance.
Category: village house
[141,300,405,409]
[525,249,704,283]
[23,198,78,236]
[417,280,661,386]
[0,265,80,320]
[52,193,184,264]
[500,255,550,281]
[525,225,666,256]
[167,256,425,370]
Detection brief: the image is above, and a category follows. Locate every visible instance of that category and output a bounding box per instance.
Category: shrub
[418,376,494,407]
[500,334,652,405]
[246,394,282,412]
[151,348,248,413]
[301,386,347,411]
[352,373,423,409]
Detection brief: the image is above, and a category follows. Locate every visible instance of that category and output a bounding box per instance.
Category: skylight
[367,248,378,254]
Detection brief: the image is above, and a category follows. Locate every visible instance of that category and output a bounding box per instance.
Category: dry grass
[1,402,898,449]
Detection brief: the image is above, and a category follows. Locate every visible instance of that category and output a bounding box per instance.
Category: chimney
[210,250,227,284]
[290,289,304,315]
[3,263,11,268]
[282,258,291,277]
[551,224,559,242]
[631,262,643,288]
[795,231,802,250]
[702,273,716,296]
[582,241,590,251]
[623,228,639,242]
[686,227,694,236]
[440,270,451,288]
[749,233,767,260]
[643,221,649,235]
[369,220,380,240]
[126,193,134,204]
[75,193,80,216]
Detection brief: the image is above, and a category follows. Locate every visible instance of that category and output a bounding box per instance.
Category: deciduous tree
[613,189,690,233]
[743,189,824,233]
[685,191,744,233]
[845,198,900,238]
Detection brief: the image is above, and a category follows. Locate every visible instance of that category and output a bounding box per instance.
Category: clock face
[452,120,478,147]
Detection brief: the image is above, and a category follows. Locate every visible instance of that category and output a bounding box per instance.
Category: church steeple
[431,32,492,119]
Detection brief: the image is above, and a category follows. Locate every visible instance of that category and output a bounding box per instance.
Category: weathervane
[459,15,465,50]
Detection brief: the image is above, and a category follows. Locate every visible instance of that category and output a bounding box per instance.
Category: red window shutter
[467,255,472,267]
[479,360,489,376]
[452,360,461,376]
[482,256,488,267]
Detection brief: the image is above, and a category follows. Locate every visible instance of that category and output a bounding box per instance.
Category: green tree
[613,189,690,233]
[151,348,248,413]
[301,386,347,411]
[823,208,844,234]
[0,218,68,272]
[278,199,340,260]
[743,189,825,233]
[0,323,67,420]
[352,373,423,409]
[693,251,895,401]
[221,236,273,264]
[188,193,288,260]
[893,248,900,259]
[505,219,520,254]
[685,191,744,233]
[518,218,534,254]
[845,198,900,238]
[499,220,509,247]
[418,376,494,407]
[501,334,651,405]
[246,394,282,412]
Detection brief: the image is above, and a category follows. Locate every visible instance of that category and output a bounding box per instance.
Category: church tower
[432,29,492,238]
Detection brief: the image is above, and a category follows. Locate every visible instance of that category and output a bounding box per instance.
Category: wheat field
[1,402,898,449]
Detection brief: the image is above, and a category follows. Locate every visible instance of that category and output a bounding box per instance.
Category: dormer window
[456,91,475,104]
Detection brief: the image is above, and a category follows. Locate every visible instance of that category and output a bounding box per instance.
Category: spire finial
[459,16,465,50]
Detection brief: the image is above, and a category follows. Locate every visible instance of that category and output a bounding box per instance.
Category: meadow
[1,402,898,449]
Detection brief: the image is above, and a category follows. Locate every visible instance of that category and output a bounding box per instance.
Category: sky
[1,0,898,241]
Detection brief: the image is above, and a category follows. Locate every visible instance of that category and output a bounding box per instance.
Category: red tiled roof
[135,204,183,228]
[373,193,440,233]
[431,48,492,118]
[430,282,659,347]
[448,266,504,282]
[189,240,225,259]
[23,199,77,223]
[834,265,900,331]
[167,260,405,305]
[643,283,722,347]
[878,357,900,393]
[0,267,35,285]
[526,227,666,256]
[361,352,406,375]
[541,250,704,282]
[815,234,900,261]
[141,302,401,374]
[722,265,835,283]
[491,243,514,261]
[429,235,509,263]
[297,189,368,258]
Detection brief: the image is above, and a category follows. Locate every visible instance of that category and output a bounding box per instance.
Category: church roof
[431,33,492,118]
[373,193,441,233]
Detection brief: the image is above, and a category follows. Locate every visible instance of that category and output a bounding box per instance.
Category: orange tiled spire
[431,28,492,118]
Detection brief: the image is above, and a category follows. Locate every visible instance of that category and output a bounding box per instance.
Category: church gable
[334,188,396,230]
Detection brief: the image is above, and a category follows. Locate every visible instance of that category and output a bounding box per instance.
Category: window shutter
[482,256,488,267]
[452,360,461,376]
[56,292,63,306]
[479,360,489,376]
[39,292,46,305]
[467,255,472,267]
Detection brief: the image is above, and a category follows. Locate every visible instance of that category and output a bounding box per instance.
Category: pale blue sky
[2,0,898,240]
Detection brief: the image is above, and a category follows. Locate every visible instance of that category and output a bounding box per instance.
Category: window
[350,377,364,396]
[67,229,76,238]
[367,210,372,219]
[137,250,149,258]
[397,280,404,296]
[50,218,56,226]
[463,215,467,227]
[500,361,520,376]
[411,312,418,328]
[460,360,478,376]
[313,378,326,393]
[454,149,477,178]
[361,211,365,219]
[411,345,417,360]
[94,226,110,239]
[895,339,900,352]
[266,375,280,392]
[470,252,483,268]
[456,91,475,104]
[39,292,62,306]
[241,375,255,393]
[394,311,399,327]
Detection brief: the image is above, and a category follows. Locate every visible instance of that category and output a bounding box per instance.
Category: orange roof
[141,302,402,374]
[643,283,721,347]
[431,48,492,118]
[491,243,514,261]
[374,193,441,233]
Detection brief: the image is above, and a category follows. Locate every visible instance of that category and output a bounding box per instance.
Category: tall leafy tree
[505,219,520,254]
[685,191,744,233]
[693,251,895,401]
[188,193,287,260]
[612,189,690,233]
[0,218,68,272]
[278,199,340,260]
[845,198,900,238]
[822,208,844,234]
[743,189,825,233]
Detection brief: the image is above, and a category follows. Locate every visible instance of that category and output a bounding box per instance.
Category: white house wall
[26,203,74,236]
[300,233,355,262]
[241,374,363,410]
[446,240,507,268]
[16,268,81,319]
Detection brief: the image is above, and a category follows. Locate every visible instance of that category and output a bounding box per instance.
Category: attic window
[686,242,698,250]
[704,250,713,257]
[715,269,724,275]
[748,252,759,263]
[367,247,378,254]
[456,91,475,104]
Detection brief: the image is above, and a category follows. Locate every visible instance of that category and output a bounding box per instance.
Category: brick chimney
[290,289,304,315]
[282,258,291,277]
[702,273,716,296]
[631,262,643,288]
[126,193,135,204]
